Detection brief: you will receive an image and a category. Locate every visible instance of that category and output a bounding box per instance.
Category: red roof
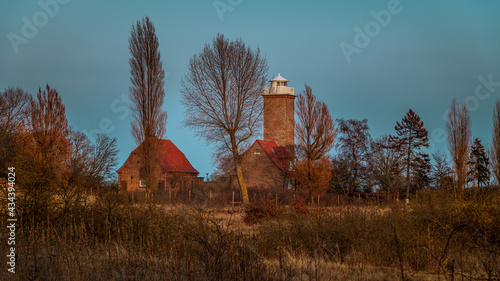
[253,140,294,172]
[117,139,198,174]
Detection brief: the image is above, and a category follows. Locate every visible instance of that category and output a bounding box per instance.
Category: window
[140,180,146,187]
[131,175,133,180]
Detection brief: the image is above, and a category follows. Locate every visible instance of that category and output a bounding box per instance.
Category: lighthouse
[262,73,296,149]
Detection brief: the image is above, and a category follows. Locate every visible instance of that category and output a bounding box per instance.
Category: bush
[243,196,283,225]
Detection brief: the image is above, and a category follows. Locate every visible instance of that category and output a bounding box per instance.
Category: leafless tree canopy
[181,34,268,203]
[491,100,500,184]
[446,98,471,190]
[368,135,404,194]
[181,34,267,153]
[0,87,30,132]
[0,87,30,177]
[295,84,336,161]
[293,85,335,196]
[30,84,71,163]
[129,16,167,143]
[65,131,119,189]
[335,118,371,191]
[431,151,454,190]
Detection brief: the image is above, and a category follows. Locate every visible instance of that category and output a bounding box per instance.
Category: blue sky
[2,0,500,178]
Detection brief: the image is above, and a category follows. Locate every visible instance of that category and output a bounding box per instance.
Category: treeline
[330,100,500,196]
[0,86,118,221]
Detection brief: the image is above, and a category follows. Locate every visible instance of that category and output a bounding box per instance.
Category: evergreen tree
[468,138,490,188]
[390,109,429,202]
[413,153,432,190]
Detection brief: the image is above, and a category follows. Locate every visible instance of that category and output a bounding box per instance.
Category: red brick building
[117,139,202,192]
[239,74,296,189]
[240,140,294,188]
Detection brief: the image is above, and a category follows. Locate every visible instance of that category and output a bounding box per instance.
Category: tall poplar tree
[129,16,167,199]
[447,99,471,191]
[491,100,500,185]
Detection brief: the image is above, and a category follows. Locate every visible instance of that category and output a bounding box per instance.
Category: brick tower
[262,74,296,148]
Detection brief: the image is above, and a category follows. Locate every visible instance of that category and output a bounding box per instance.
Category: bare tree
[15,85,70,219]
[0,88,30,178]
[294,84,336,196]
[390,109,429,202]
[295,84,336,161]
[446,99,471,191]
[491,100,500,185]
[64,131,119,189]
[335,118,371,192]
[129,16,167,197]
[367,135,404,194]
[431,151,454,190]
[181,34,268,204]
[30,84,71,165]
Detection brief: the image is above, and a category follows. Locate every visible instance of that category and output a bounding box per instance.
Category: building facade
[117,139,202,192]
[240,74,296,189]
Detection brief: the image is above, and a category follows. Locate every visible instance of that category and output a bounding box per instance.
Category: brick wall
[240,143,284,188]
[263,95,295,148]
[118,152,200,192]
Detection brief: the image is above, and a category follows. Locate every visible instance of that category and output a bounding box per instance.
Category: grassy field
[1,188,500,280]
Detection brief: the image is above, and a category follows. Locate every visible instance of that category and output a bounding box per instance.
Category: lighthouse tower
[262,74,296,148]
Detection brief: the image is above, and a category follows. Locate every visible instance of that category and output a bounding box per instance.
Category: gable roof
[117,139,198,174]
[252,140,294,172]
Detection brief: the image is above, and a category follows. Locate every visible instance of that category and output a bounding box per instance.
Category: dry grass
[1,188,499,280]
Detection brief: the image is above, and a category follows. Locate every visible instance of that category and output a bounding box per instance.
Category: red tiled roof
[117,139,198,174]
[254,140,294,172]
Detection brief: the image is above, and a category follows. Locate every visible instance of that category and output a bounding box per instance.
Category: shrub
[243,196,283,225]
[292,197,309,215]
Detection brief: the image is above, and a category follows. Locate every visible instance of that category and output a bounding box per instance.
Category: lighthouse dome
[270,73,289,82]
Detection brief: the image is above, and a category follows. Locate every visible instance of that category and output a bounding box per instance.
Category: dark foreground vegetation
[1,187,499,281]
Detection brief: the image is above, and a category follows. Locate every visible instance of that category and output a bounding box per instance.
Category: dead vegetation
[1,188,499,280]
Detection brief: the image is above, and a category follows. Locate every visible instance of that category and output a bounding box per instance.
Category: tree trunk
[231,135,249,204]
[235,161,249,204]
[406,132,412,203]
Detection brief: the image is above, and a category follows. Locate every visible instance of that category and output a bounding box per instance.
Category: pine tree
[390,109,429,202]
[468,138,490,188]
